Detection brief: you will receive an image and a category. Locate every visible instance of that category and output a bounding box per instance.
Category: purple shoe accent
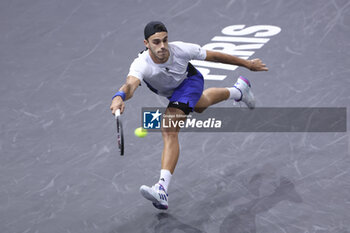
[239,76,251,87]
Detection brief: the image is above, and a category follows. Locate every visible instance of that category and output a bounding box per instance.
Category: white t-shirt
[128,41,207,97]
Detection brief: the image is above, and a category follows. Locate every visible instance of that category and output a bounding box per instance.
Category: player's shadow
[219,176,302,233]
[110,174,302,233]
[109,212,204,233]
[153,212,205,233]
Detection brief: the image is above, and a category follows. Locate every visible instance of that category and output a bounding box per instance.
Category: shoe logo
[158,193,167,201]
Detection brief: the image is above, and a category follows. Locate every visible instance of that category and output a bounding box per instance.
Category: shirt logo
[143,109,162,129]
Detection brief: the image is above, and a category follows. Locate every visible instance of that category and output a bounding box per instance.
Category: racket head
[115,109,124,156]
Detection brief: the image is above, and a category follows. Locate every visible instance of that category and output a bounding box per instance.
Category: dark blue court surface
[1,0,349,232]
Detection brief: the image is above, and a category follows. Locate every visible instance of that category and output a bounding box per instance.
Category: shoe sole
[245,91,255,109]
[152,202,168,210]
[140,186,168,210]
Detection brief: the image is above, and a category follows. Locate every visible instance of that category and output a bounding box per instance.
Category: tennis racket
[115,109,124,156]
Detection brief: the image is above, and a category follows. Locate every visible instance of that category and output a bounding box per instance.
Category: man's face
[144,32,169,64]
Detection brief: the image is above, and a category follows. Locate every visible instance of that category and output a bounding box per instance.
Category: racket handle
[115,109,121,118]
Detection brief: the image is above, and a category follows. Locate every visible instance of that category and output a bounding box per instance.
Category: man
[110,21,268,210]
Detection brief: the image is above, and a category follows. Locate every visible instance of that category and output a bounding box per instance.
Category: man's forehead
[149,32,168,40]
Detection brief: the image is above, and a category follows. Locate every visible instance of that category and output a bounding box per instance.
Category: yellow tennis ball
[134,127,148,138]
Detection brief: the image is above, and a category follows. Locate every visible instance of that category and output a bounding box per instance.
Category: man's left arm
[205,50,268,72]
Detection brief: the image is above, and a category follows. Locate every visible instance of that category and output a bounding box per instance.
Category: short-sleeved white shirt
[128,41,207,97]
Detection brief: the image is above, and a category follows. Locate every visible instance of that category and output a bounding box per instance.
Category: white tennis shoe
[234,76,255,109]
[140,183,168,210]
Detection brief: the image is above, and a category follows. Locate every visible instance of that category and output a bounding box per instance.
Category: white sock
[158,169,172,192]
[226,87,242,101]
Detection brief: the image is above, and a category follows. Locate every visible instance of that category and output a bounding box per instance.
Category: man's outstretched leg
[194,76,255,113]
[140,107,186,210]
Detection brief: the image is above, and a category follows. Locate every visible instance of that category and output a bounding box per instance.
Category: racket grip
[115,109,121,118]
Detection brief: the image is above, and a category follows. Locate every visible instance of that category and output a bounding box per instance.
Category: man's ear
[144,39,149,49]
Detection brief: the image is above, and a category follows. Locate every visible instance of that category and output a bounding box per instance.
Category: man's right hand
[110,96,125,115]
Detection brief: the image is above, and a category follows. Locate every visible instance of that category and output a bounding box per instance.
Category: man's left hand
[249,58,268,71]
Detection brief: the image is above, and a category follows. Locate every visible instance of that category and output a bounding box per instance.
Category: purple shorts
[167,63,204,114]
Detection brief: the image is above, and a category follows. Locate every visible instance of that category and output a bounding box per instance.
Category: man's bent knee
[194,106,207,113]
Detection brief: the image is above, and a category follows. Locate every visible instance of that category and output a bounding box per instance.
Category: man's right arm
[110,75,141,115]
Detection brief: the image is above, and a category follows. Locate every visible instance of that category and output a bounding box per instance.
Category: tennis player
[110,21,268,210]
